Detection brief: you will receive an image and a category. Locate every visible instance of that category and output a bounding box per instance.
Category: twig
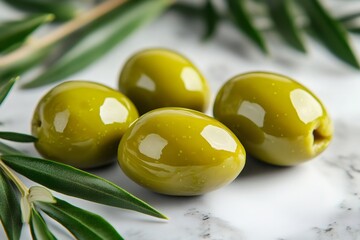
[0,0,127,68]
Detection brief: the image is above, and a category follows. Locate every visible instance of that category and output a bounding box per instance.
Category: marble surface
[1,3,360,240]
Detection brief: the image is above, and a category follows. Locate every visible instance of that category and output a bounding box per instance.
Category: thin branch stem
[0,159,28,196]
[0,0,127,68]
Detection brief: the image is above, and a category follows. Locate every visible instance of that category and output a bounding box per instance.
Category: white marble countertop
[1,3,360,240]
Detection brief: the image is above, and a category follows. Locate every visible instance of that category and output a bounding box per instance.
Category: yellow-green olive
[213,72,333,166]
[32,81,139,169]
[118,48,210,114]
[118,108,246,196]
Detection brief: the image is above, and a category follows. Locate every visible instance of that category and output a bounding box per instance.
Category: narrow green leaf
[0,14,53,53]
[266,0,306,52]
[1,155,167,219]
[0,132,37,143]
[0,141,23,155]
[0,45,53,85]
[0,170,22,240]
[30,209,57,240]
[225,0,268,53]
[3,0,77,21]
[202,0,219,40]
[298,0,360,69]
[23,0,171,88]
[0,77,16,105]
[38,198,123,240]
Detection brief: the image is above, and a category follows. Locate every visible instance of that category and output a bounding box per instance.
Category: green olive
[118,48,210,114]
[118,108,246,196]
[213,72,333,166]
[32,81,139,169]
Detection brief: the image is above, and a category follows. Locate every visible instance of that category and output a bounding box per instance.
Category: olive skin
[118,108,246,196]
[118,48,210,114]
[213,72,333,166]
[32,81,139,169]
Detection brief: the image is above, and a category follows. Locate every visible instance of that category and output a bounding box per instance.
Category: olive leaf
[0,170,22,240]
[171,1,360,69]
[298,0,360,69]
[266,0,306,52]
[2,0,77,21]
[202,0,219,40]
[225,0,268,53]
[0,44,54,85]
[1,155,167,219]
[37,198,123,240]
[0,77,16,106]
[29,209,57,240]
[23,0,171,88]
[0,132,37,143]
[0,14,53,53]
[0,0,140,85]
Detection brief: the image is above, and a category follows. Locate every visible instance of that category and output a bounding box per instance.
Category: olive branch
[0,0,359,93]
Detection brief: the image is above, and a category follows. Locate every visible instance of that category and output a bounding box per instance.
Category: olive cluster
[31,49,333,196]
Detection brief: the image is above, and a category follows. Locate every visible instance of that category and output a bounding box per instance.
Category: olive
[118,108,246,196]
[32,81,139,169]
[213,72,333,166]
[118,48,210,114]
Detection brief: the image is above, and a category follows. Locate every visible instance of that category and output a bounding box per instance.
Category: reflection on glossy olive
[118,48,210,114]
[32,81,139,169]
[118,108,246,196]
[213,72,333,166]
